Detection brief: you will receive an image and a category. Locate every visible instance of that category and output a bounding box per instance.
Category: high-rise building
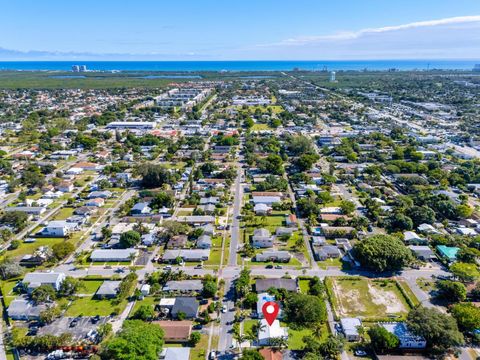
[329,71,336,82]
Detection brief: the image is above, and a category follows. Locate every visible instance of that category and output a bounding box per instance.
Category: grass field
[1,237,64,260]
[79,279,104,294]
[327,277,413,320]
[65,296,128,317]
[190,333,208,360]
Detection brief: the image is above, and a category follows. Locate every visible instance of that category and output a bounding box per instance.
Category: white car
[222,305,228,313]
[208,351,217,360]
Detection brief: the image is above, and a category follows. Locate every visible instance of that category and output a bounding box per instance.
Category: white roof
[258,319,288,341]
[159,298,176,306]
[340,317,361,336]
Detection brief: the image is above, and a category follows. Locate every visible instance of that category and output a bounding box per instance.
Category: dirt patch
[331,279,366,317]
[368,283,407,314]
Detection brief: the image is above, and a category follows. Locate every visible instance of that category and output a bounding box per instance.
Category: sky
[0,0,480,60]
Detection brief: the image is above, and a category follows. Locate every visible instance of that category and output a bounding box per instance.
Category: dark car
[367,225,373,232]
[91,315,101,324]
[69,318,79,327]
[193,324,203,330]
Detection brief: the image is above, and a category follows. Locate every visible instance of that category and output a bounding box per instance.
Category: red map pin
[262,301,280,326]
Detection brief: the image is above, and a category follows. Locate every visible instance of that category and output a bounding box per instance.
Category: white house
[90,249,138,262]
[381,322,426,349]
[23,272,65,292]
[41,220,77,237]
[254,203,272,215]
[252,228,274,248]
[252,196,281,205]
[340,318,362,341]
[257,319,288,346]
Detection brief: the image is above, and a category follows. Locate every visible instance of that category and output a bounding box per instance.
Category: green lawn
[53,207,75,220]
[190,333,208,360]
[131,296,158,315]
[65,296,128,317]
[79,280,104,295]
[243,319,257,336]
[1,237,64,260]
[251,123,271,131]
[282,322,329,350]
[204,247,222,266]
[298,280,310,294]
[326,277,412,320]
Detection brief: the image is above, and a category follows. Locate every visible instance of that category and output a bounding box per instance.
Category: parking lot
[38,316,110,342]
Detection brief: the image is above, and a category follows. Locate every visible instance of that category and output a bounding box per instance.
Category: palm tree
[269,336,288,349]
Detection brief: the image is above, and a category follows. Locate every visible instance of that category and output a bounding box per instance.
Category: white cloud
[275,15,480,46]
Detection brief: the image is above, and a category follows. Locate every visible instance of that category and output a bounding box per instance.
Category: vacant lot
[327,277,411,320]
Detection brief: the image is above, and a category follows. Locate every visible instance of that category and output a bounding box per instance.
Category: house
[199,223,215,236]
[258,319,288,346]
[256,251,291,262]
[175,215,215,224]
[141,233,156,246]
[340,317,362,341]
[380,322,426,349]
[7,297,47,321]
[196,235,212,249]
[257,293,280,318]
[259,348,283,360]
[409,246,436,261]
[95,281,121,299]
[159,348,191,360]
[314,245,341,261]
[163,280,203,293]
[163,249,210,263]
[85,198,105,207]
[74,206,98,216]
[57,181,74,193]
[41,220,77,237]
[417,223,437,234]
[199,197,219,205]
[311,236,327,246]
[252,196,282,205]
[5,206,46,216]
[167,235,188,249]
[285,214,297,227]
[131,202,152,215]
[198,204,216,214]
[134,283,149,297]
[74,161,101,171]
[88,190,112,199]
[252,228,274,248]
[403,231,426,245]
[275,227,295,237]
[254,203,272,215]
[256,278,298,293]
[436,245,459,262]
[23,272,65,292]
[456,227,477,237]
[171,297,199,319]
[155,321,192,343]
[90,249,138,262]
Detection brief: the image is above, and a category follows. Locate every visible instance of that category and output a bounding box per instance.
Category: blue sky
[1,0,479,60]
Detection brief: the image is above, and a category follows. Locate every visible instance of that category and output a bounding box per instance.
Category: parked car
[222,305,228,313]
[354,349,367,357]
[275,265,283,269]
[69,318,79,327]
[91,315,101,324]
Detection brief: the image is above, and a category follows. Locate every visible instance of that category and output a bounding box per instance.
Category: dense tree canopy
[353,234,413,272]
[284,293,327,327]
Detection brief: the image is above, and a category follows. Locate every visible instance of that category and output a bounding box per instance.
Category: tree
[297,197,320,218]
[319,335,344,359]
[31,285,57,304]
[132,304,155,321]
[189,331,201,346]
[450,262,480,283]
[407,206,436,226]
[450,303,480,332]
[138,164,180,189]
[150,192,175,209]
[284,293,327,327]
[52,241,75,260]
[0,257,23,280]
[295,154,320,171]
[119,230,141,248]
[436,280,467,303]
[242,349,264,360]
[261,154,284,175]
[40,306,61,324]
[368,325,400,353]
[385,213,413,232]
[59,276,82,297]
[353,234,413,272]
[406,307,463,353]
[0,211,28,231]
[202,280,217,298]
[339,200,356,215]
[456,204,474,219]
[101,320,164,360]
[456,247,480,263]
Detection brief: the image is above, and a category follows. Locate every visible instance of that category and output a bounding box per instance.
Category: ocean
[0,60,478,72]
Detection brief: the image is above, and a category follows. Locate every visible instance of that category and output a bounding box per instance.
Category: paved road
[217,279,236,353]
[228,158,244,266]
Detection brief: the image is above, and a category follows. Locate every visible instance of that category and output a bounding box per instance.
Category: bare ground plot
[328,277,411,320]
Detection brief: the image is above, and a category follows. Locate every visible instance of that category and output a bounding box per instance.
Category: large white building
[257,319,288,346]
[381,322,426,349]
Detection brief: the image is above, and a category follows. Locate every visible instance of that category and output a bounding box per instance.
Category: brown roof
[320,214,350,222]
[259,349,283,360]
[154,320,192,342]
